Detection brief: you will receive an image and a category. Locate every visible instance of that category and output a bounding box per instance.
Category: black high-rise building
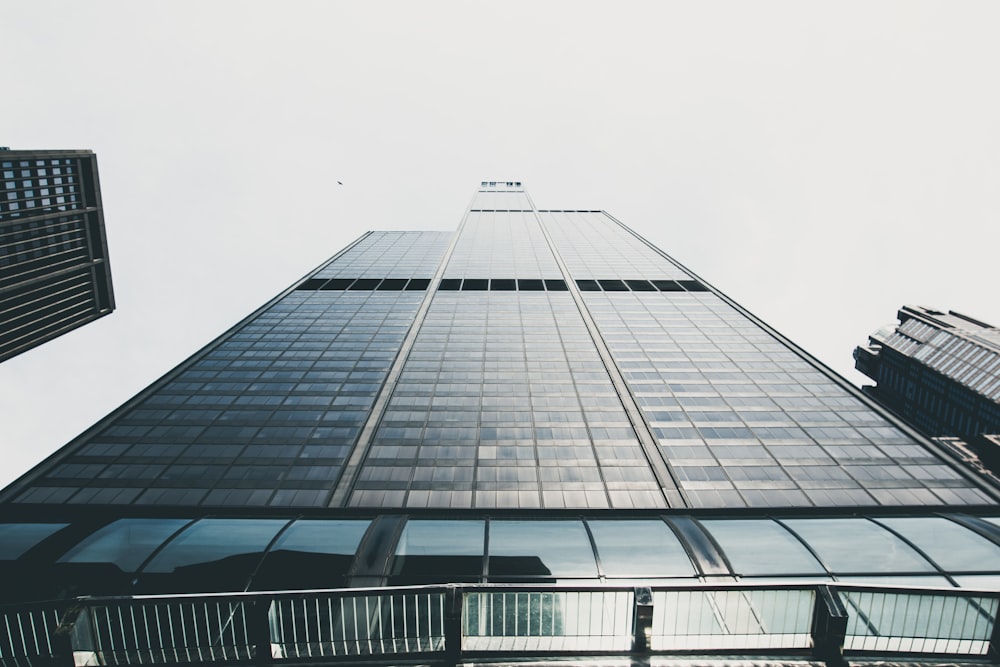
[1,182,999,666]
[0,149,114,362]
[856,305,1000,475]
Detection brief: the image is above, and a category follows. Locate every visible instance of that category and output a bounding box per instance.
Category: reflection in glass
[0,523,68,560]
[252,519,369,590]
[58,518,189,571]
[783,518,936,574]
[878,517,1000,572]
[701,519,825,576]
[488,520,597,579]
[139,518,288,593]
[588,520,695,577]
[392,519,484,583]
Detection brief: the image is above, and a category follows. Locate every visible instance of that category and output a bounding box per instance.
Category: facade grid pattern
[1,181,999,664]
[0,149,114,362]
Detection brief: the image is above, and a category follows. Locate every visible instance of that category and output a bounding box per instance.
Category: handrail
[1,582,997,667]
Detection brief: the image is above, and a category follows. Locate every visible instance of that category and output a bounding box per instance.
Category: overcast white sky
[1,1,998,489]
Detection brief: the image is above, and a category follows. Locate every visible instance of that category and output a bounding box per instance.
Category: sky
[1,1,998,489]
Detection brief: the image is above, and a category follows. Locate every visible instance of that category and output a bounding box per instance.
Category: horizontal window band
[295,278,706,293]
[294,278,432,291]
[439,279,566,291]
[576,279,708,293]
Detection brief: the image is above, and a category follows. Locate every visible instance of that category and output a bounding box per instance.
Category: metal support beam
[989,602,1000,663]
[443,586,464,665]
[251,598,274,664]
[632,587,653,653]
[812,585,848,667]
[51,603,94,667]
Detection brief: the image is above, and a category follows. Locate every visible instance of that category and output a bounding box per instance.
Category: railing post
[443,586,464,665]
[251,597,275,664]
[988,597,1000,663]
[812,586,848,667]
[632,587,653,653]
[51,602,95,667]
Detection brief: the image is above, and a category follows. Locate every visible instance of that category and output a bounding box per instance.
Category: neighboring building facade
[856,306,1000,473]
[1,182,1000,666]
[0,149,114,362]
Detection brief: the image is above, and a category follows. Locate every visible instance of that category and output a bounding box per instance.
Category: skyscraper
[0,149,115,362]
[855,305,1000,475]
[2,182,999,666]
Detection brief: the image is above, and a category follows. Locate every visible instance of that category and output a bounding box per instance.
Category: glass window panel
[837,575,951,587]
[58,518,189,571]
[588,519,695,577]
[701,519,825,576]
[252,519,369,590]
[391,519,485,583]
[488,520,597,579]
[783,518,936,574]
[955,575,1000,590]
[0,523,68,560]
[138,518,288,593]
[877,517,1000,573]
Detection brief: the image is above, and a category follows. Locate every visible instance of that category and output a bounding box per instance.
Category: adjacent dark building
[0,149,114,362]
[856,306,1000,474]
[1,183,999,666]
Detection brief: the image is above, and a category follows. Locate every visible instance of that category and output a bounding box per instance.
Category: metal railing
[839,585,999,655]
[0,601,64,667]
[649,587,816,651]
[269,590,446,659]
[1,582,997,666]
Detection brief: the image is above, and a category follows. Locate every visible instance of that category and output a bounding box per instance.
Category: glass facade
[0,181,998,663]
[6,182,989,510]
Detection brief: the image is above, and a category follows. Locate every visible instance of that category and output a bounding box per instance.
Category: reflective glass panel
[587,520,695,577]
[955,575,1000,590]
[488,520,597,578]
[0,523,68,560]
[143,518,288,573]
[139,518,288,593]
[782,518,936,574]
[700,519,825,576]
[58,518,189,571]
[252,519,369,590]
[877,517,1000,573]
[392,519,485,582]
[838,575,951,587]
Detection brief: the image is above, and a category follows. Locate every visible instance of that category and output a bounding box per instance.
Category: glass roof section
[588,519,695,577]
[391,519,485,583]
[57,518,189,571]
[488,519,598,579]
[700,519,826,576]
[781,518,936,574]
[875,516,1000,572]
[0,514,998,602]
[0,523,68,560]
